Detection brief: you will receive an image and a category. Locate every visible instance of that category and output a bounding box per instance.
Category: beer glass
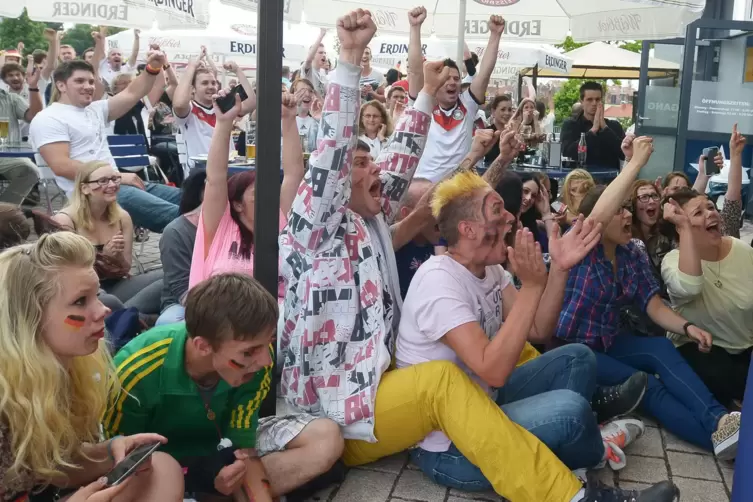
[0,117,9,148]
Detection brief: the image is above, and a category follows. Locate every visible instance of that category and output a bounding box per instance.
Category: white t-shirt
[296,115,317,137]
[416,89,480,182]
[99,60,133,86]
[396,254,511,452]
[29,100,114,195]
[358,134,384,160]
[174,101,220,168]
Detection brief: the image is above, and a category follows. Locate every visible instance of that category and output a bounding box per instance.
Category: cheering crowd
[1,5,751,502]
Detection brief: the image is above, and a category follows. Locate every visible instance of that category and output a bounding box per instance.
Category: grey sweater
[159,215,197,312]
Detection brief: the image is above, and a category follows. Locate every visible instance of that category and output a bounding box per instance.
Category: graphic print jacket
[279,62,432,441]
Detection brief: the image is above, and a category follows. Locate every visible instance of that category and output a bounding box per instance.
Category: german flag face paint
[64,315,85,330]
[228,359,245,370]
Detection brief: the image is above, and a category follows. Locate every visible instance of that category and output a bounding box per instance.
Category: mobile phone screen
[105,442,161,487]
[216,84,249,114]
[704,147,720,175]
[551,201,565,214]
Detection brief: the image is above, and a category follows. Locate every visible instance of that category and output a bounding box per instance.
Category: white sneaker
[713,412,741,460]
[599,418,645,470]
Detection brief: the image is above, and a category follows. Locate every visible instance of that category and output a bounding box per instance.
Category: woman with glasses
[358,100,393,159]
[52,161,164,314]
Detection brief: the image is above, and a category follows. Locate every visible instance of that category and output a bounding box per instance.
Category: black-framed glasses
[86,176,122,187]
[637,193,660,203]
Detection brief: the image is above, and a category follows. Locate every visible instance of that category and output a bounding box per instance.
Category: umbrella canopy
[370,36,571,75]
[0,0,209,30]
[299,0,705,43]
[106,28,307,71]
[520,41,680,79]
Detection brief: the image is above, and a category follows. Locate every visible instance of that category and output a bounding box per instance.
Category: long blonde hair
[562,169,595,214]
[0,232,117,487]
[67,161,124,232]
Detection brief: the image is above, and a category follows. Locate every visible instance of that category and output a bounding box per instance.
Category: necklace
[706,249,724,289]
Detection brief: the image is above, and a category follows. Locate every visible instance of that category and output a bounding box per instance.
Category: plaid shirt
[555,240,660,350]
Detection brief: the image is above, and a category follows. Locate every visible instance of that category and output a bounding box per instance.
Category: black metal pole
[255,0,284,418]
[532,64,538,93]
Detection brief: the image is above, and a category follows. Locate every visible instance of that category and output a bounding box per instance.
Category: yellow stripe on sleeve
[109,358,167,433]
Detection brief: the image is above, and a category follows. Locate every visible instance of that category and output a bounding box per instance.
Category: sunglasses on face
[86,176,122,187]
[637,193,660,203]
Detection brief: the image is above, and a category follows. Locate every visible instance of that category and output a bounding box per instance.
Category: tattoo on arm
[482,156,510,188]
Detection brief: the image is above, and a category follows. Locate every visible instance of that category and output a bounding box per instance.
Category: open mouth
[645,208,657,219]
[706,221,720,233]
[622,221,632,233]
[368,179,381,200]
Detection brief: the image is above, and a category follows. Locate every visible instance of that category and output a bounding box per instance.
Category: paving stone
[636,413,659,428]
[627,426,664,458]
[672,477,729,502]
[720,464,735,492]
[332,469,397,502]
[449,488,506,501]
[589,467,616,487]
[667,451,722,481]
[661,429,710,455]
[361,453,409,474]
[619,456,668,484]
[392,469,448,501]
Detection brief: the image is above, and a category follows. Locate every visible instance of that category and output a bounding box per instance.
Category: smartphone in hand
[105,442,161,487]
[216,84,249,114]
[703,147,720,176]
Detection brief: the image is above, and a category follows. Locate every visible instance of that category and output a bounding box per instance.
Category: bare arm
[91,29,107,101]
[173,60,200,118]
[469,17,504,103]
[304,29,327,69]
[407,7,427,98]
[146,69,166,109]
[201,109,234,259]
[120,212,134,269]
[226,61,257,115]
[727,125,745,202]
[38,143,87,180]
[41,29,59,81]
[588,137,653,226]
[444,285,544,388]
[107,69,160,121]
[164,64,179,101]
[505,268,569,343]
[129,29,141,67]
[280,94,305,216]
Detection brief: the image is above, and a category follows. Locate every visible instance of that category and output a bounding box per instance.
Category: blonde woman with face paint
[0,232,184,502]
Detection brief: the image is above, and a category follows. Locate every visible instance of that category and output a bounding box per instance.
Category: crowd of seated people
[2,6,752,502]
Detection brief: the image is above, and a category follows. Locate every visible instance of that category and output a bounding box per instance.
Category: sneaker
[592,372,648,424]
[580,481,679,501]
[712,411,741,460]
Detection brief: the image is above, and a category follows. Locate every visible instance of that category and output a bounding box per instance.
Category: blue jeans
[117,183,181,232]
[594,334,727,450]
[156,303,185,326]
[411,345,604,492]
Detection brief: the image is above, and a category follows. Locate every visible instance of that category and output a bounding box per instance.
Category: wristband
[107,435,122,462]
[145,64,161,75]
[682,322,695,337]
[28,88,39,92]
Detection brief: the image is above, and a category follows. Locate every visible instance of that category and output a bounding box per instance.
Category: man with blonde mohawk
[279,8,679,502]
[396,169,681,502]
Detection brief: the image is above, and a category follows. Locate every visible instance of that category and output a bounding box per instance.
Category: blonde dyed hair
[67,161,125,233]
[0,232,118,487]
[432,171,490,246]
[562,168,595,214]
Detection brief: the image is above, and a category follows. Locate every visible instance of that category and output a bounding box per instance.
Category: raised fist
[408,6,427,26]
[488,15,506,35]
[337,9,377,53]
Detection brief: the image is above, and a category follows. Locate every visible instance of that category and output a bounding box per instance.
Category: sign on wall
[688,81,753,134]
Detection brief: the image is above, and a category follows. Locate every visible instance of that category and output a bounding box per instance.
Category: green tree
[60,24,128,57]
[618,41,643,53]
[555,36,587,53]
[0,9,51,55]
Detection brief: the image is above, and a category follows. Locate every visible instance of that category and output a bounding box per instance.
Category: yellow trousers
[343,360,582,502]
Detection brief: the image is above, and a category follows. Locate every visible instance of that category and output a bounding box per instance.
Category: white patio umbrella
[0,0,208,30]
[107,28,307,72]
[301,0,705,62]
[120,0,212,29]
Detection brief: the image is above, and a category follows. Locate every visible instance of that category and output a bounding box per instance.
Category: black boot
[592,371,648,424]
[580,480,679,501]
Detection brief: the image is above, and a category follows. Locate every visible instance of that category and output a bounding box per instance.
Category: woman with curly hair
[358,100,393,159]
[0,232,183,502]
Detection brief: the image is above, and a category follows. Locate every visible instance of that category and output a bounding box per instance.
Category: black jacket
[561,112,625,170]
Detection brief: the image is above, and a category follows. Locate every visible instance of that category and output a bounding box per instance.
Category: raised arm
[200,91,239,259]
[107,52,167,122]
[129,29,141,67]
[224,60,257,116]
[286,10,376,254]
[280,92,305,216]
[173,59,200,118]
[378,60,447,224]
[91,28,107,100]
[200,45,220,77]
[22,59,43,122]
[304,28,327,70]
[660,200,703,306]
[469,15,504,103]
[164,63,179,101]
[482,129,522,188]
[406,7,427,98]
[588,136,653,226]
[41,29,59,81]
